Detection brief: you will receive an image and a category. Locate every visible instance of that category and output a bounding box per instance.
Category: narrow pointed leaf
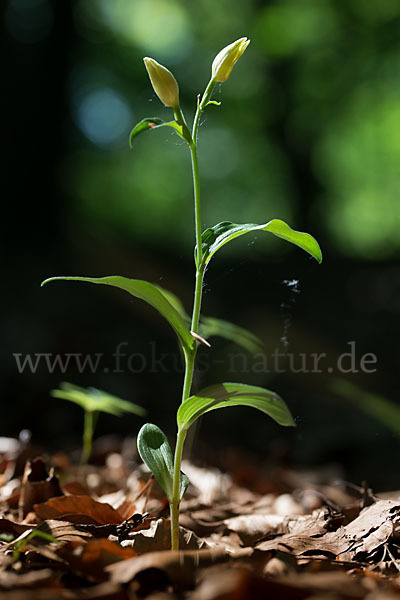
[156,286,187,317]
[198,220,322,269]
[137,423,189,502]
[157,285,262,353]
[199,316,263,354]
[41,276,194,351]
[129,117,186,147]
[51,382,145,417]
[177,383,295,432]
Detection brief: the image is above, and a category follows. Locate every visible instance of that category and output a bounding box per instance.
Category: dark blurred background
[2,0,400,488]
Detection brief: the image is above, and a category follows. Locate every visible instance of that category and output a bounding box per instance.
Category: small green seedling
[10,527,58,562]
[51,382,145,465]
[42,38,322,549]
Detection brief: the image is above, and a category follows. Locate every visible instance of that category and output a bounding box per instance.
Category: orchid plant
[51,382,145,465]
[42,38,322,550]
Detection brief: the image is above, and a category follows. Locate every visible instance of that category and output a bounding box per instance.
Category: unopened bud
[143,57,180,109]
[211,37,250,83]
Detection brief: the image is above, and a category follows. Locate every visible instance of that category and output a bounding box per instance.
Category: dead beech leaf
[193,566,310,600]
[120,518,206,554]
[34,495,125,525]
[0,568,57,591]
[96,490,136,522]
[57,539,137,581]
[107,546,227,587]
[19,457,63,518]
[226,508,337,547]
[0,521,92,564]
[257,500,400,565]
[274,571,367,597]
[114,499,136,521]
[62,480,90,496]
[71,513,152,540]
[0,518,33,538]
[225,514,286,546]
[181,461,232,505]
[27,520,92,543]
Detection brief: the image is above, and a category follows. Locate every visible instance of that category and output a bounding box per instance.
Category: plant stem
[181,348,195,403]
[170,79,217,550]
[192,78,217,144]
[170,428,187,550]
[81,410,95,466]
[190,144,203,272]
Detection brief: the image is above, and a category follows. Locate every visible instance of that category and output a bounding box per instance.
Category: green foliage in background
[64,0,400,260]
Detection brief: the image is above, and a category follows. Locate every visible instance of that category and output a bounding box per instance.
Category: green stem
[181,348,195,404]
[170,428,187,551]
[190,144,203,271]
[170,80,216,550]
[192,78,217,144]
[81,410,95,466]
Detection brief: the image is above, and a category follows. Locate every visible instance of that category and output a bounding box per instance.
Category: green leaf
[41,276,194,351]
[129,117,186,147]
[199,316,263,354]
[198,220,322,269]
[137,423,189,503]
[156,286,187,318]
[177,382,295,432]
[330,378,400,436]
[51,382,146,417]
[156,285,262,353]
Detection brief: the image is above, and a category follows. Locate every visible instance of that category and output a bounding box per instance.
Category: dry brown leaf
[0,568,59,591]
[96,490,136,522]
[19,458,63,518]
[57,538,137,581]
[62,480,90,496]
[107,546,227,587]
[0,581,126,600]
[34,495,125,525]
[0,518,33,537]
[204,532,247,555]
[0,520,92,563]
[257,500,400,566]
[192,566,310,600]
[120,517,206,554]
[181,461,232,505]
[225,514,287,545]
[275,571,368,597]
[226,508,338,547]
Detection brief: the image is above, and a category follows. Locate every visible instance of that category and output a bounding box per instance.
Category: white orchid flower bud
[143,57,180,109]
[211,37,250,83]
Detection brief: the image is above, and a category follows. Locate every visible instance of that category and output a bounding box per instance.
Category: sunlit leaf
[177,382,295,432]
[51,382,145,417]
[137,423,189,503]
[129,117,186,147]
[156,286,186,317]
[41,276,194,351]
[197,220,322,269]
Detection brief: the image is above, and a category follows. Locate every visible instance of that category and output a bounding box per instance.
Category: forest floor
[1,437,400,600]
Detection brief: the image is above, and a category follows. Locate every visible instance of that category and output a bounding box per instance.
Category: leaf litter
[1,440,400,598]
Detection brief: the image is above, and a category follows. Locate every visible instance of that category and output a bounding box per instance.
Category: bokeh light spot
[74,88,133,149]
[98,0,192,61]
[255,0,337,57]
